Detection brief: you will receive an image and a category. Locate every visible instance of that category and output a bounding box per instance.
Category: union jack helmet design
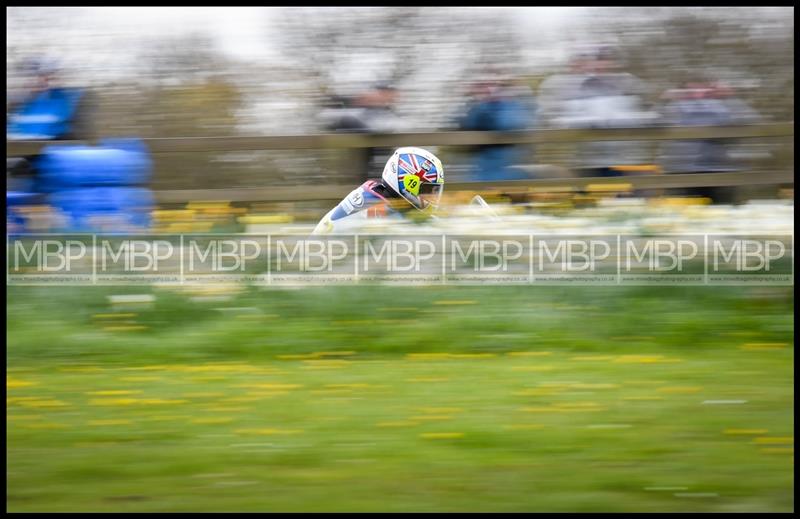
[381,147,444,210]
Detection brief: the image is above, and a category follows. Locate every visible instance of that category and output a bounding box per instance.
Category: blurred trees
[573,7,794,121]
[272,7,526,131]
[6,7,793,190]
[92,34,247,190]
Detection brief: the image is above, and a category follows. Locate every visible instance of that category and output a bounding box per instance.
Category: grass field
[6,285,794,512]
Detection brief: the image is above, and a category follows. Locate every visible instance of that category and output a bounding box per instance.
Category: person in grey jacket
[658,81,763,202]
[537,44,659,177]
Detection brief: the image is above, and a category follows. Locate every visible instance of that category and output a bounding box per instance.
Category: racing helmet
[381,147,444,210]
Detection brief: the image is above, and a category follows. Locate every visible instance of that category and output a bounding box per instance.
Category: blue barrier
[48,187,153,231]
[38,141,152,190]
[7,139,157,232]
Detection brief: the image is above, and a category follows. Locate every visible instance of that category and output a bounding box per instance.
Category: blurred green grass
[7,286,794,512]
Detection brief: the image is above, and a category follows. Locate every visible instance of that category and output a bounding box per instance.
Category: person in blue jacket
[7,57,91,141]
[7,58,93,202]
[457,74,535,182]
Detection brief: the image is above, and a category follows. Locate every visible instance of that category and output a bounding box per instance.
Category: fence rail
[7,123,794,204]
[7,123,793,155]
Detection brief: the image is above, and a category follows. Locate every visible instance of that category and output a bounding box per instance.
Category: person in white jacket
[312,147,444,235]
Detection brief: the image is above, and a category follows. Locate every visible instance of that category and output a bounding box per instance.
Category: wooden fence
[7,122,793,203]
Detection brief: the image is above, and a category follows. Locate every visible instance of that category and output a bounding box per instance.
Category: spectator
[659,81,763,202]
[7,57,95,205]
[457,71,534,181]
[7,57,94,141]
[318,82,407,183]
[537,44,659,177]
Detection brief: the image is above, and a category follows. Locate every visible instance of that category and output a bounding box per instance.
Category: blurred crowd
[6,15,789,233]
[315,43,767,189]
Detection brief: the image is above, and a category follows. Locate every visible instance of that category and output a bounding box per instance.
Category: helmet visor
[418,182,443,209]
